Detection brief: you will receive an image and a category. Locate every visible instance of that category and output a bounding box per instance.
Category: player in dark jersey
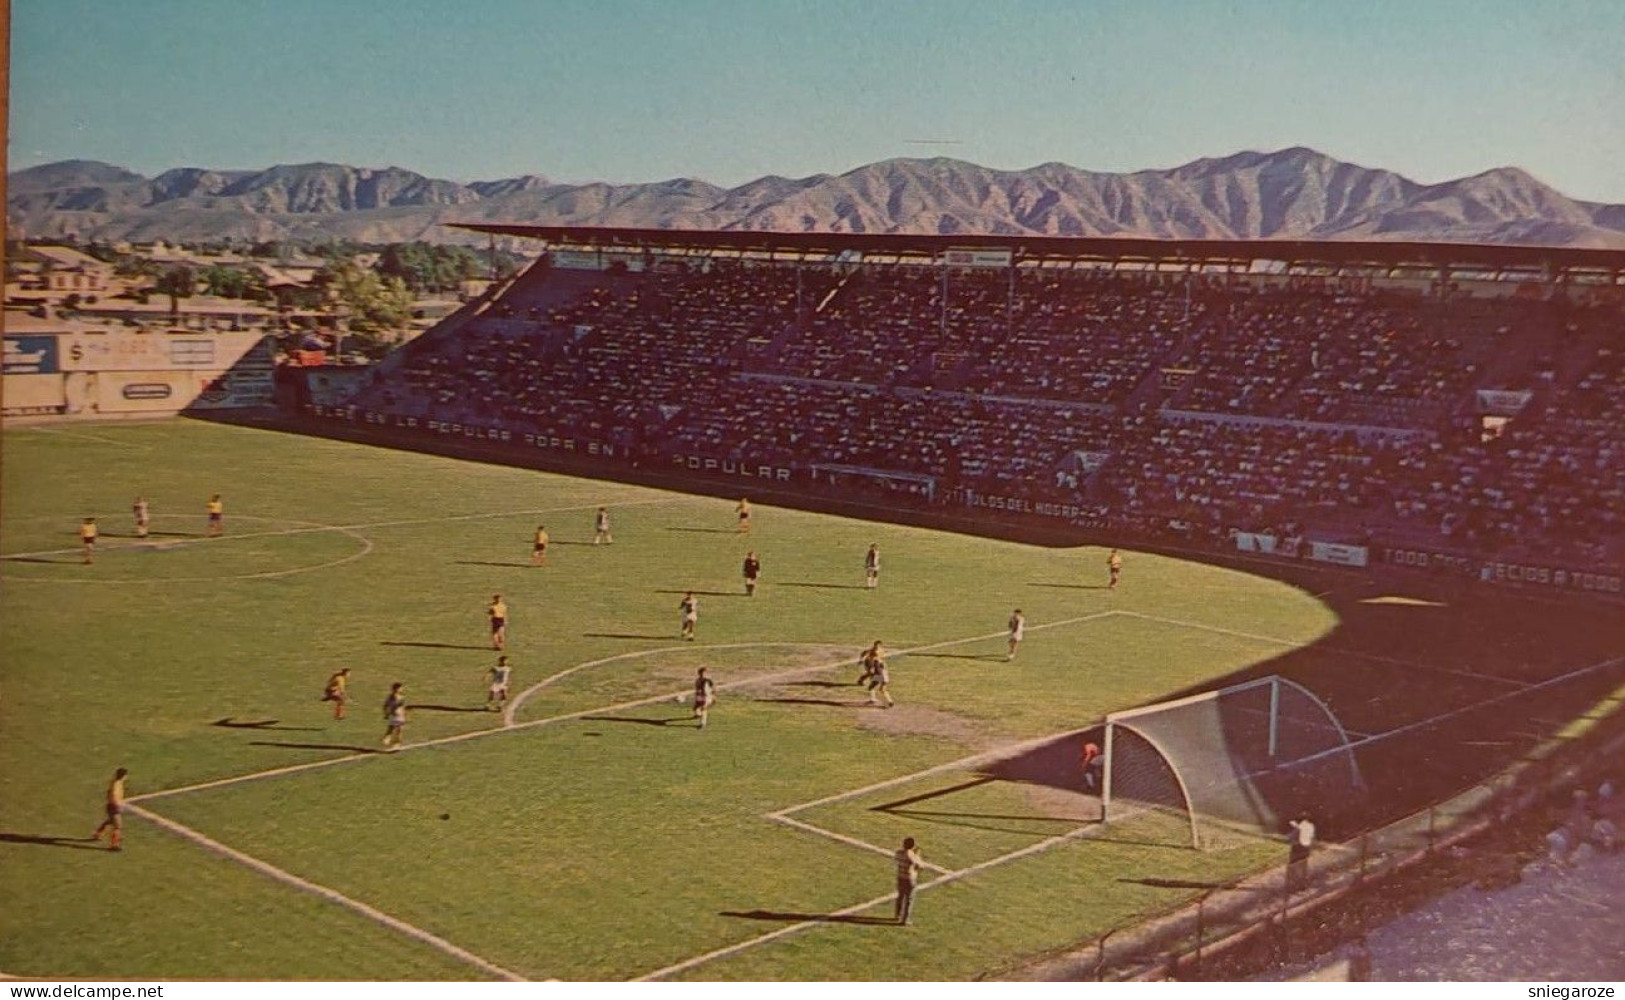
[692,667,717,730]
[742,551,761,596]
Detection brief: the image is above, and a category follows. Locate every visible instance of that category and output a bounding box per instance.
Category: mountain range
[8,147,1625,249]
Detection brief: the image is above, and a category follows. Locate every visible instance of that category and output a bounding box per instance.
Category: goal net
[1102,675,1363,849]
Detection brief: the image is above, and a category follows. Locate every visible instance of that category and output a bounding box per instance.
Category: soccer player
[531,525,549,566]
[679,592,699,641]
[488,594,508,650]
[382,682,408,750]
[742,551,761,596]
[322,667,351,720]
[1107,549,1123,589]
[79,517,98,564]
[92,767,129,851]
[736,497,751,534]
[856,641,884,685]
[867,648,894,709]
[894,837,923,925]
[692,667,717,730]
[487,656,512,712]
[1007,609,1025,661]
[132,498,150,539]
[207,494,224,537]
[593,507,613,545]
[864,544,881,589]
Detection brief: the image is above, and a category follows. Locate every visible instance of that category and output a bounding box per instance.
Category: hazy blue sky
[11,0,1625,200]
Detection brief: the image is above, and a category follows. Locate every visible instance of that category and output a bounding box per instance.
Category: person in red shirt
[1080,741,1102,794]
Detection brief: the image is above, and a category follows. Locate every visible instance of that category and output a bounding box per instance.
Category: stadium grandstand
[293,227,1625,597]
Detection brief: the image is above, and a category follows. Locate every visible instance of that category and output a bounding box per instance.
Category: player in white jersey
[486,656,512,712]
[1007,609,1025,661]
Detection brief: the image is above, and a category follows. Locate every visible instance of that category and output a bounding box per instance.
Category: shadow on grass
[453,560,533,569]
[785,680,857,689]
[1028,582,1109,590]
[0,832,106,852]
[652,589,746,597]
[1,556,76,565]
[666,527,737,535]
[910,652,1006,662]
[211,717,321,732]
[758,696,866,709]
[721,909,896,926]
[380,640,492,651]
[249,741,382,754]
[883,806,1089,825]
[579,715,687,728]
[412,704,493,714]
[1118,876,1234,890]
[777,581,866,591]
[582,632,672,641]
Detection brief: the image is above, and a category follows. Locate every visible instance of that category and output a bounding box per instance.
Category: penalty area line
[126,803,527,981]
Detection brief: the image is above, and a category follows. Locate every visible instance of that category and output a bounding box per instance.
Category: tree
[155,265,196,321]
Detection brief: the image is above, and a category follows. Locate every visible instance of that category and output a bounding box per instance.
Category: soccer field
[2,419,1617,981]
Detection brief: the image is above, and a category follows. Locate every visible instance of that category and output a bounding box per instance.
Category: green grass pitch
[2,417,1600,980]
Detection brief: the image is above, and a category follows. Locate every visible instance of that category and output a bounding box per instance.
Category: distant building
[18,245,113,293]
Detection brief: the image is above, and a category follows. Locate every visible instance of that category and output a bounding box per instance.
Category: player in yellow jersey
[207,494,224,537]
[488,594,508,650]
[531,525,550,566]
[593,507,613,545]
[132,498,150,539]
[322,668,351,720]
[736,498,751,534]
[79,518,98,564]
[92,767,128,851]
[1107,549,1123,590]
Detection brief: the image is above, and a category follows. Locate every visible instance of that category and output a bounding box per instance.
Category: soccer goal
[1102,675,1363,849]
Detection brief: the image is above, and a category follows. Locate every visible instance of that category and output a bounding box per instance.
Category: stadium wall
[2,329,275,419]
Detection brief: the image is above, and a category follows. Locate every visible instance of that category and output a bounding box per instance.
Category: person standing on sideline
[382,683,408,750]
[593,507,613,545]
[692,667,717,729]
[92,767,129,851]
[1107,549,1123,589]
[1006,609,1025,660]
[322,668,351,720]
[864,544,881,589]
[207,494,224,537]
[679,591,699,641]
[531,525,549,566]
[736,497,751,534]
[894,837,923,925]
[488,594,508,650]
[79,517,98,564]
[1080,741,1103,794]
[742,551,761,596]
[1287,815,1316,892]
[132,498,150,539]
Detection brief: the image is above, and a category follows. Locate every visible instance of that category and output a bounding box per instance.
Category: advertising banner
[943,249,1013,268]
[1,373,67,414]
[61,331,267,372]
[1235,532,1278,554]
[3,335,61,375]
[1309,541,1369,567]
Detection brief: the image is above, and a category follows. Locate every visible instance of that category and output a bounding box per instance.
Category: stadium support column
[488,235,498,282]
[940,252,949,340]
[1268,676,1280,758]
[1006,256,1015,339]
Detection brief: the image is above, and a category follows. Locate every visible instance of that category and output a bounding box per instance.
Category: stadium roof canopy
[451,223,1625,275]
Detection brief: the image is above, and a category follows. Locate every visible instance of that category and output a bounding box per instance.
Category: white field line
[502,641,855,726]
[1,497,678,561]
[1117,610,1532,689]
[25,425,153,449]
[126,803,526,981]
[130,611,1122,806]
[635,815,1120,982]
[768,813,956,876]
